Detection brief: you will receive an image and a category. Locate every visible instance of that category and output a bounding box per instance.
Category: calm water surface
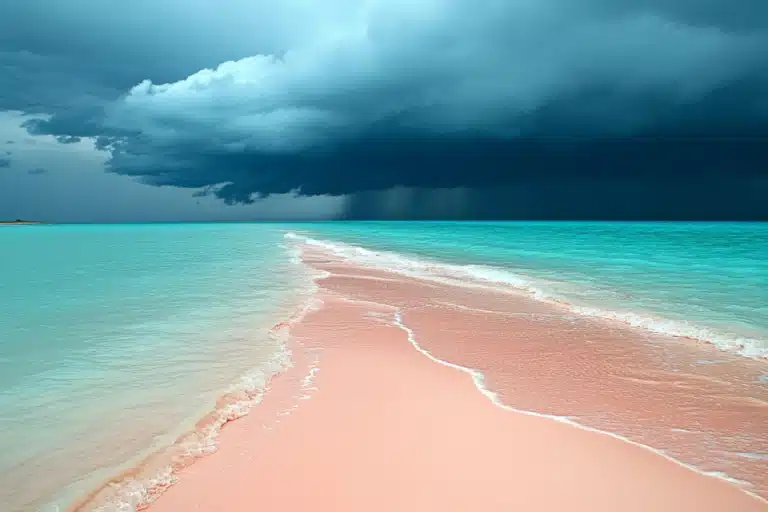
[1,221,765,510]
[0,223,308,511]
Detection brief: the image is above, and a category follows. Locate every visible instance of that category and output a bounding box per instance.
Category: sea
[0,221,766,511]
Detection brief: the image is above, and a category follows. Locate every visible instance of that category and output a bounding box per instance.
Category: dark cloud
[577,0,768,32]
[27,167,47,175]
[345,179,768,221]
[55,135,81,144]
[0,157,10,168]
[1,0,767,218]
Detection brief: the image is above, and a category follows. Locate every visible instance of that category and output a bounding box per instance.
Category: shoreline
[63,301,318,512]
[285,232,767,360]
[61,263,319,512]
[312,249,768,497]
[141,242,766,511]
[392,308,765,495]
[68,235,768,511]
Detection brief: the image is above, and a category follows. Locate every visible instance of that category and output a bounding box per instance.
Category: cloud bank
[2,0,767,211]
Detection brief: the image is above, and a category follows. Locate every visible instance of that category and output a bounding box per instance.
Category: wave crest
[284,231,767,359]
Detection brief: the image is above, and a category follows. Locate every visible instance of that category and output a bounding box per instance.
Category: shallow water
[0,224,309,511]
[295,222,768,356]
[299,241,768,500]
[2,221,765,510]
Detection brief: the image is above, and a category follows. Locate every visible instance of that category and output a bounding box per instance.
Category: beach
[3,223,766,511]
[0,224,308,511]
[142,241,767,512]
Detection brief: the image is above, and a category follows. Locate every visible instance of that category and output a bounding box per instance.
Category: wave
[285,232,767,359]
[67,348,291,511]
[67,260,323,511]
[389,309,767,505]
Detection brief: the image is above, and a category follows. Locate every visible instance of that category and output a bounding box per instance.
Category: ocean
[299,221,768,357]
[0,224,312,511]
[1,221,766,510]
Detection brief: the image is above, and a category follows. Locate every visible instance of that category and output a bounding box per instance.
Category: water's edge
[44,227,765,510]
[287,231,767,360]
[297,233,766,504]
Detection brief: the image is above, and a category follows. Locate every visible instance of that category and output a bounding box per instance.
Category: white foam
[88,283,327,512]
[298,348,322,399]
[735,452,768,461]
[705,472,754,487]
[89,347,294,511]
[282,242,303,266]
[302,365,321,390]
[391,311,767,505]
[285,232,768,359]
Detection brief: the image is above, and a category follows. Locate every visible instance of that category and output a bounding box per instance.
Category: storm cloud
[2,0,767,217]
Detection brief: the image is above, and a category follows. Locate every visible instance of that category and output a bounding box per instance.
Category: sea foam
[285,232,767,359]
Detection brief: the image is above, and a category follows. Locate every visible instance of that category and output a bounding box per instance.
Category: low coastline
[0,220,43,225]
[136,241,767,511]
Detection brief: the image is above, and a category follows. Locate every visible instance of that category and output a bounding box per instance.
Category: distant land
[0,219,42,225]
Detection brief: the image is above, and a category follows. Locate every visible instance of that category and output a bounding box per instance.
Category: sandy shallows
[146,248,765,512]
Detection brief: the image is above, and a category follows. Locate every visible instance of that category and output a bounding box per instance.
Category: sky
[1,0,766,221]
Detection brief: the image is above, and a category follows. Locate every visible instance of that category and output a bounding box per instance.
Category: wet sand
[144,245,767,512]
[313,257,768,496]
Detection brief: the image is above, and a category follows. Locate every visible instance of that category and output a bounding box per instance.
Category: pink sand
[313,257,768,496]
[137,247,766,512]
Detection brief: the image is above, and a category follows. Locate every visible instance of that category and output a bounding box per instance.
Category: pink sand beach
[75,243,768,511]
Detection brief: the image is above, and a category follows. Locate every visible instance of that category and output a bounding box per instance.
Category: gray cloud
[0,157,10,168]
[0,0,361,103]
[27,167,47,175]
[345,180,768,221]
[0,109,347,222]
[55,135,81,144]
[2,0,767,210]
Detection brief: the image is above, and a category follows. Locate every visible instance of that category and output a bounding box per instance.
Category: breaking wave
[285,232,767,359]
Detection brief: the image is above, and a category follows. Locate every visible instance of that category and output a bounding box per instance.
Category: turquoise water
[1,221,766,511]
[295,222,768,356]
[0,224,309,511]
